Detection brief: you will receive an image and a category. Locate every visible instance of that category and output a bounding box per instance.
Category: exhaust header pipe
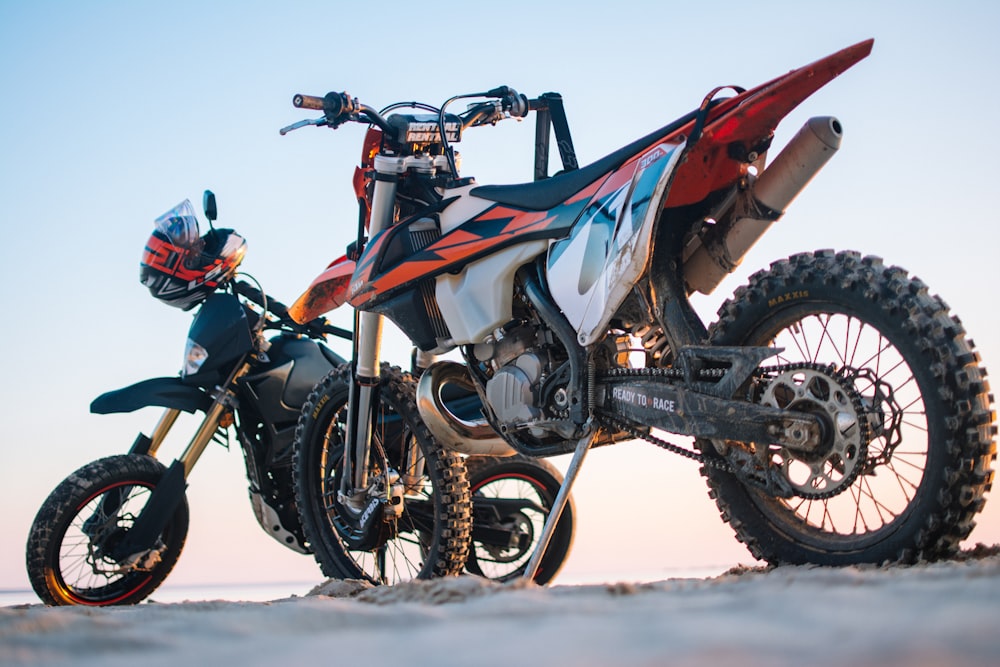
[416,361,517,457]
[684,116,843,295]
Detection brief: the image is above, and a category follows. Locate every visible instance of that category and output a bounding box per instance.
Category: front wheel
[703,251,995,565]
[293,365,472,585]
[25,454,189,605]
[464,454,575,585]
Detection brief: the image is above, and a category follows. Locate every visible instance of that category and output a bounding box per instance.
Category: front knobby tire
[25,454,189,606]
[464,454,575,584]
[293,365,472,585]
[703,250,996,565]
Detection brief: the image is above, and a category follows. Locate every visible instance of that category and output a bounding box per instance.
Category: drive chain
[597,411,735,472]
[595,366,733,473]
[594,362,871,500]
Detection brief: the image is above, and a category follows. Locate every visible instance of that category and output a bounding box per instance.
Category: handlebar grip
[293,92,355,122]
[484,85,528,118]
[292,94,325,110]
[485,85,512,98]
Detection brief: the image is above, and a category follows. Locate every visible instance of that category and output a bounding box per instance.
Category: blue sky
[2,1,998,592]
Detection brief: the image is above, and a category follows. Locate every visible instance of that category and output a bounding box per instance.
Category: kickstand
[519,428,597,583]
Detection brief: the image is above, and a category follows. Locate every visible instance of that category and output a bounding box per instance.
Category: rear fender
[90,377,212,415]
[288,254,355,324]
[665,39,873,207]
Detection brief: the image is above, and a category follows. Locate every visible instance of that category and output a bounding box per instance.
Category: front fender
[90,377,212,415]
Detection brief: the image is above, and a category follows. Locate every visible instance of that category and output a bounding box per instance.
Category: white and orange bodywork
[291,40,872,356]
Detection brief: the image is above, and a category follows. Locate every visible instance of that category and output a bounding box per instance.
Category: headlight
[182,338,209,377]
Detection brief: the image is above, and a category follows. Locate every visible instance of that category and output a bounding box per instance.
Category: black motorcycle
[25,193,573,605]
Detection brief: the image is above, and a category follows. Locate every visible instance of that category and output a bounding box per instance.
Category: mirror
[203,190,217,223]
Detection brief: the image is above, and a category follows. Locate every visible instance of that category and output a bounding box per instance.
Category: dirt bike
[25,194,573,605]
[284,37,995,583]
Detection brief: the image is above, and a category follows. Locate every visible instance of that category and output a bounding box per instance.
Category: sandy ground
[3,548,999,667]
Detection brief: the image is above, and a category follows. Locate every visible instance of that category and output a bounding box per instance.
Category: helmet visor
[154,200,201,249]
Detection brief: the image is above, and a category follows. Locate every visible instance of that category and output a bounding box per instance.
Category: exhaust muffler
[683,116,843,295]
[416,361,517,456]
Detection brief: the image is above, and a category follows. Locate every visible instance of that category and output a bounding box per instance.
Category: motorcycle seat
[470,106,703,211]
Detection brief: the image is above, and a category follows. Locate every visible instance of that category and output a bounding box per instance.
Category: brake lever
[279,117,327,136]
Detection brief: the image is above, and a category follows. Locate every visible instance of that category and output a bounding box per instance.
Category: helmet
[140,200,247,310]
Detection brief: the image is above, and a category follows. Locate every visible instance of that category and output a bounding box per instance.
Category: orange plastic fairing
[288,254,356,323]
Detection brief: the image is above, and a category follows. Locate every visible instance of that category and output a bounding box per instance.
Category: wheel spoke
[764,311,930,536]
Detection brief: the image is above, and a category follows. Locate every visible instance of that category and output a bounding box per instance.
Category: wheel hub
[760,366,869,498]
[483,511,535,562]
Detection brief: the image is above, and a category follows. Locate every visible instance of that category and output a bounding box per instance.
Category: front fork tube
[342,379,375,496]
[147,409,180,457]
[127,399,230,474]
[176,397,236,476]
[128,408,181,458]
[343,170,396,497]
[131,361,250,470]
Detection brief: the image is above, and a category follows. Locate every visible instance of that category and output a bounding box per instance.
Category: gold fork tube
[176,400,230,477]
[147,408,181,457]
[176,362,251,476]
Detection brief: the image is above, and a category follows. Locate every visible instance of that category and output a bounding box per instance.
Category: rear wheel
[464,454,574,584]
[702,251,995,565]
[25,454,189,605]
[294,365,472,585]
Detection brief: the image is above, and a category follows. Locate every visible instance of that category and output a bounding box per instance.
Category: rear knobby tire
[703,250,996,565]
[293,365,472,585]
[25,454,189,605]
[464,454,575,584]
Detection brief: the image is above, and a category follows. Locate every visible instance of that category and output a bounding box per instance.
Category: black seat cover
[470,107,701,211]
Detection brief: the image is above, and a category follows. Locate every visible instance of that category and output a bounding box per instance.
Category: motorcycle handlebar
[293,92,394,133]
[232,281,352,341]
[233,281,288,319]
[292,86,528,133]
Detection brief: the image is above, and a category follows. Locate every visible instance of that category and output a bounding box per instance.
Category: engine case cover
[485,353,544,425]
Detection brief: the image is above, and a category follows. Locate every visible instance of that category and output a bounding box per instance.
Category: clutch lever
[279,117,327,136]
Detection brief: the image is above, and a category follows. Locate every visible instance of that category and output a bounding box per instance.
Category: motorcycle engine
[475,322,577,440]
